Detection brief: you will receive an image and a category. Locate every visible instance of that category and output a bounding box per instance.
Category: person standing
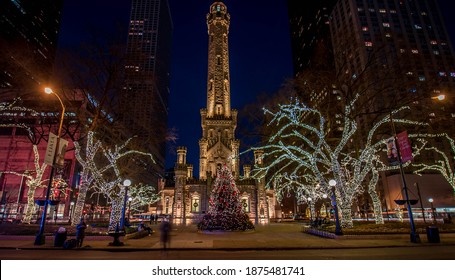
[150,214,155,224]
[76,218,87,248]
[159,218,171,250]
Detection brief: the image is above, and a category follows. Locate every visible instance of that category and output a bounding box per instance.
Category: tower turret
[199,1,239,179]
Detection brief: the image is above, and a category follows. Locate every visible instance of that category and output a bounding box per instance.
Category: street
[1,245,454,260]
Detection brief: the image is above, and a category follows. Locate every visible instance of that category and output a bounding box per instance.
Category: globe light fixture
[120,179,132,229]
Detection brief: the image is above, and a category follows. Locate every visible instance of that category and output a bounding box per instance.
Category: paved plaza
[1,223,454,251]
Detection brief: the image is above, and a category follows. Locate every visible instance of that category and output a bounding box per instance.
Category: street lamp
[388,111,420,243]
[428,198,437,224]
[35,87,65,245]
[128,197,133,220]
[307,197,313,221]
[69,201,75,222]
[328,179,342,235]
[120,179,131,229]
[322,194,329,219]
[431,94,445,101]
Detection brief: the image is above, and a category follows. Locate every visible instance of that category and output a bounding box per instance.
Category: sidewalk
[1,223,454,251]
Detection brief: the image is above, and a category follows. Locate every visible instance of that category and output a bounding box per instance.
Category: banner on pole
[397,130,413,163]
[55,138,68,168]
[44,133,58,166]
[386,137,399,166]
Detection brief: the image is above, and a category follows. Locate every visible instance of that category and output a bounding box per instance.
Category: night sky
[57,0,455,173]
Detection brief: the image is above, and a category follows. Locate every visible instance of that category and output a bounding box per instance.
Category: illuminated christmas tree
[198,164,254,231]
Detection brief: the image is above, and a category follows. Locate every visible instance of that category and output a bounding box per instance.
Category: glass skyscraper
[123,0,173,182]
[0,0,64,90]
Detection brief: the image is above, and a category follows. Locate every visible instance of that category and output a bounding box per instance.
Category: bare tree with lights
[72,131,156,230]
[245,99,433,228]
[0,99,70,223]
[412,133,455,192]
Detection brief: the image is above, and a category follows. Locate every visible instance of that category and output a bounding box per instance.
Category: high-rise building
[158,1,277,225]
[123,0,173,182]
[0,0,64,90]
[287,0,455,213]
[287,0,340,125]
[329,0,455,211]
[287,0,337,76]
[330,0,455,115]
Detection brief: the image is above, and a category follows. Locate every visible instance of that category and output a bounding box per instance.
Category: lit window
[430,40,437,45]
[434,50,440,55]
[419,76,426,81]
[411,49,419,54]
[390,10,397,14]
[439,72,447,77]
[362,26,369,31]
[383,23,390,27]
[406,72,413,76]
[191,197,200,212]
[450,72,455,77]
[365,41,373,47]
[379,9,386,13]
[414,24,422,29]
[400,49,406,53]
[242,197,250,213]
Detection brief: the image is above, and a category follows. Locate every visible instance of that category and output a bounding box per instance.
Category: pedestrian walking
[159,218,171,250]
[150,214,155,224]
[76,218,87,248]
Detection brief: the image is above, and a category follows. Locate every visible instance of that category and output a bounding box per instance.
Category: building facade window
[242,196,250,213]
[191,196,200,212]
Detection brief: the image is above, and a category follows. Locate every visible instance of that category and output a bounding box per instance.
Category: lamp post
[389,112,420,243]
[120,179,131,230]
[415,182,426,223]
[69,201,75,223]
[307,197,313,221]
[322,194,329,219]
[128,197,133,220]
[328,179,342,235]
[35,87,65,245]
[428,198,437,224]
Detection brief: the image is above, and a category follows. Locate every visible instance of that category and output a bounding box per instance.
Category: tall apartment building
[123,0,173,182]
[287,1,455,212]
[288,0,338,76]
[330,0,455,120]
[329,0,455,211]
[0,0,64,90]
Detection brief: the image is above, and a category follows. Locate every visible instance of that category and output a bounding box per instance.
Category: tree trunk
[109,197,123,231]
[72,173,89,226]
[368,171,384,224]
[369,190,384,224]
[22,186,36,224]
[340,206,353,228]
